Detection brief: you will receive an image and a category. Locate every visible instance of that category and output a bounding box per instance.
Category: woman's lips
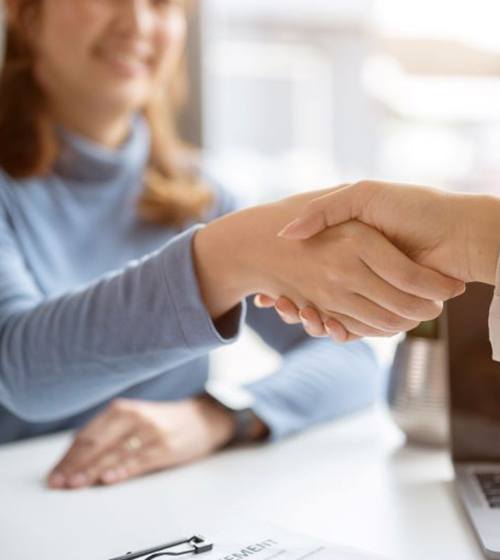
[96,47,153,78]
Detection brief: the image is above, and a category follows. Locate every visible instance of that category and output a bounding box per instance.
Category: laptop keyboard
[476,473,500,508]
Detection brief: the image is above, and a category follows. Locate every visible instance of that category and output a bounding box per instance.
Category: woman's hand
[47,397,238,489]
[194,191,464,339]
[254,294,335,338]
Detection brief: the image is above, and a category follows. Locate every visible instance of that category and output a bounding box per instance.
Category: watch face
[205,380,255,411]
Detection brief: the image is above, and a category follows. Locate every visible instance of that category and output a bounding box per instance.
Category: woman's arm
[0,224,243,422]
[193,192,463,320]
[0,190,461,422]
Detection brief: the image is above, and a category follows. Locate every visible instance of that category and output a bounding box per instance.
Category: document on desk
[204,522,388,560]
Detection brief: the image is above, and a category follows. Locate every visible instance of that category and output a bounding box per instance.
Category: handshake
[254,181,500,342]
[195,180,500,343]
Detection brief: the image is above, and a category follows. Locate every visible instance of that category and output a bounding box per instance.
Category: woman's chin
[98,84,151,114]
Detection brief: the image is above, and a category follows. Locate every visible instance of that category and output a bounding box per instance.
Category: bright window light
[375,0,500,50]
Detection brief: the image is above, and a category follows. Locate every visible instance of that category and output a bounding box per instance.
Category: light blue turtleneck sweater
[0,116,380,444]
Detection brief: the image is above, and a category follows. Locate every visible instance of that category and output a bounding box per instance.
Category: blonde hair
[0,0,213,226]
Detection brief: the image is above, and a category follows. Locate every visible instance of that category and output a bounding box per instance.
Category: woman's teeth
[99,49,152,76]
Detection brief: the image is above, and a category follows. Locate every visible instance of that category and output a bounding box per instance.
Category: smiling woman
[0,0,212,224]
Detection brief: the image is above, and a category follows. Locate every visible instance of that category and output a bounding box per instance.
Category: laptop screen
[448,282,500,463]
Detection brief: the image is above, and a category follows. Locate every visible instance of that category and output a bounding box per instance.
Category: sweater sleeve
[243,303,381,441]
[0,214,245,422]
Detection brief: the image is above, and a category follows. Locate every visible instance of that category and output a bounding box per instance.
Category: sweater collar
[53,114,150,184]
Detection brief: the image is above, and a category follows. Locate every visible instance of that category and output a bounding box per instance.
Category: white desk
[0,407,484,560]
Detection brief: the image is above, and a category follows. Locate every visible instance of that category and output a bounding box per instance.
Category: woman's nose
[116,0,156,37]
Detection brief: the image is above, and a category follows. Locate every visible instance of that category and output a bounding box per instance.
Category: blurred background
[178,0,500,384]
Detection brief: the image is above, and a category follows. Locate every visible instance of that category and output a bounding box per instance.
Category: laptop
[447,282,500,559]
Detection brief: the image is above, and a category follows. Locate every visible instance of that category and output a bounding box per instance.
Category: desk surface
[0,407,484,560]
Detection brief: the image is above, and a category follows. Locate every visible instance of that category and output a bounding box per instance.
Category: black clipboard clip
[108,535,213,560]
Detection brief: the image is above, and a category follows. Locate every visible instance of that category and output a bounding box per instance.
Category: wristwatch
[204,381,257,444]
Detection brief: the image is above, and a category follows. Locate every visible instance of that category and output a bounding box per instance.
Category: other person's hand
[47,397,240,489]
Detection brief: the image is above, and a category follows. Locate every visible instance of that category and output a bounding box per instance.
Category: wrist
[194,395,237,448]
[193,202,301,319]
[192,208,262,320]
[200,385,270,444]
[462,194,500,285]
[193,188,334,319]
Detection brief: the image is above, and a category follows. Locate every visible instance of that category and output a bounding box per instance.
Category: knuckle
[399,268,418,290]
[302,201,321,222]
[378,313,406,332]
[127,408,144,422]
[398,297,432,319]
[74,429,91,442]
[403,299,441,321]
[157,437,172,454]
[305,199,317,214]
[134,417,152,432]
[353,180,376,201]
[139,416,160,434]
[110,399,129,414]
[74,433,95,448]
[355,179,372,191]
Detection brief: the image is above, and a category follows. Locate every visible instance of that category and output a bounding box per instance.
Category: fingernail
[299,313,310,328]
[325,323,337,339]
[275,300,290,316]
[455,283,466,297]
[278,218,306,238]
[275,300,285,313]
[101,470,117,484]
[325,322,344,343]
[275,308,291,324]
[68,473,88,488]
[48,472,65,488]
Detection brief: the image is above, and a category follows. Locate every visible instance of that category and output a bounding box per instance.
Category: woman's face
[31,0,186,113]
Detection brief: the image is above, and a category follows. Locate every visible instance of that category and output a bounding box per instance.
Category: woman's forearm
[245,338,379,441]
[192,208,257,320]
[0,228,242,422]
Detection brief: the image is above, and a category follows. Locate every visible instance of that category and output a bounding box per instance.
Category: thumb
[278,184,359,240]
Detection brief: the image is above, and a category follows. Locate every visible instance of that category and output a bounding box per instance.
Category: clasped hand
[241,187,464,342]
[257,181,500,342]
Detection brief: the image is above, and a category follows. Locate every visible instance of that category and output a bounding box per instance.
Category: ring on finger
[124,435,143,453]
